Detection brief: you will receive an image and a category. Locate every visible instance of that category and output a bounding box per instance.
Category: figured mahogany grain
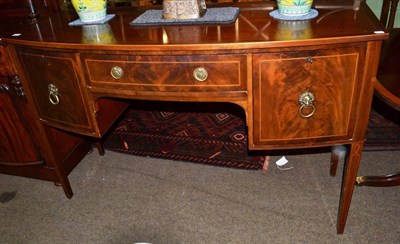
[252,46,365,147]
[82,54,247,94]
[0,82,42,164]
[16,47,93,133]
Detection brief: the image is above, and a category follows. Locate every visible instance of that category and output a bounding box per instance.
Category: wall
[367,0,400,27]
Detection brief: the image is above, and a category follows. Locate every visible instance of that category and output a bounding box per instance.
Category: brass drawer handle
[193,67,208,82]
[111,66,124,79]
[298,91,315,118]
[48,84,60,105]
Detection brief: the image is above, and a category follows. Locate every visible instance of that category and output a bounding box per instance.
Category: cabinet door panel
[16,48,94,134]
[252,46,365,146]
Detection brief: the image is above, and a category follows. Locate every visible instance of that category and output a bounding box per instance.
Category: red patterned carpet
[103,101,264,169]
[103,100,400,170]
[365,100,400,151]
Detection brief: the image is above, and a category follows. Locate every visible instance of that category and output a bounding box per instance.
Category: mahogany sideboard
[0,1,388,234]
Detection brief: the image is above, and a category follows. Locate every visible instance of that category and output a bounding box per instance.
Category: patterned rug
[365,99,400,151]
[103,101,264,169]
[103,100,400,170]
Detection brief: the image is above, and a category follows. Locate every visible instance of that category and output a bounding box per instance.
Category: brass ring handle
[49,92,60,105]
[193,67,208,82]
[48,84,60,105]
[111,66,124,79]
[299,104,316,118]
[298,91,315,118]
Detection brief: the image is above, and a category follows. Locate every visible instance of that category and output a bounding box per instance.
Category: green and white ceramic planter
[276,0,313,16]
[71,0,107,22]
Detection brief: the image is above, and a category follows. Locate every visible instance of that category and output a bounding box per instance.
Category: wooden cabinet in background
[0,46,42,166]
[0,0,60,18]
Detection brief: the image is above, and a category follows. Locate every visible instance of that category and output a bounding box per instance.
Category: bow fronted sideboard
[0,1,388,233]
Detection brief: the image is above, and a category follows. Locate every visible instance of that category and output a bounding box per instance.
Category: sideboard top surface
[0,1,388,50]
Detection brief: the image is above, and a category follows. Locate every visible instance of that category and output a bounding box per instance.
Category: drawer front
[252,47,365,146]
[16,48,94,133]
[82,54,247,93]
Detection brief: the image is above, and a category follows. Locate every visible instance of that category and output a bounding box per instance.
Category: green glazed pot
[276,0,313,16]
[71,0,107,22]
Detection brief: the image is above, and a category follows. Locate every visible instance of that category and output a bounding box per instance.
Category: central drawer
[81,54,247,93]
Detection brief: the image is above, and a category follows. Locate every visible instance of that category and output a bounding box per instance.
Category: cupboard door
[0,76,42,165]
[16,47,95,135]
[252,46,365,147]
